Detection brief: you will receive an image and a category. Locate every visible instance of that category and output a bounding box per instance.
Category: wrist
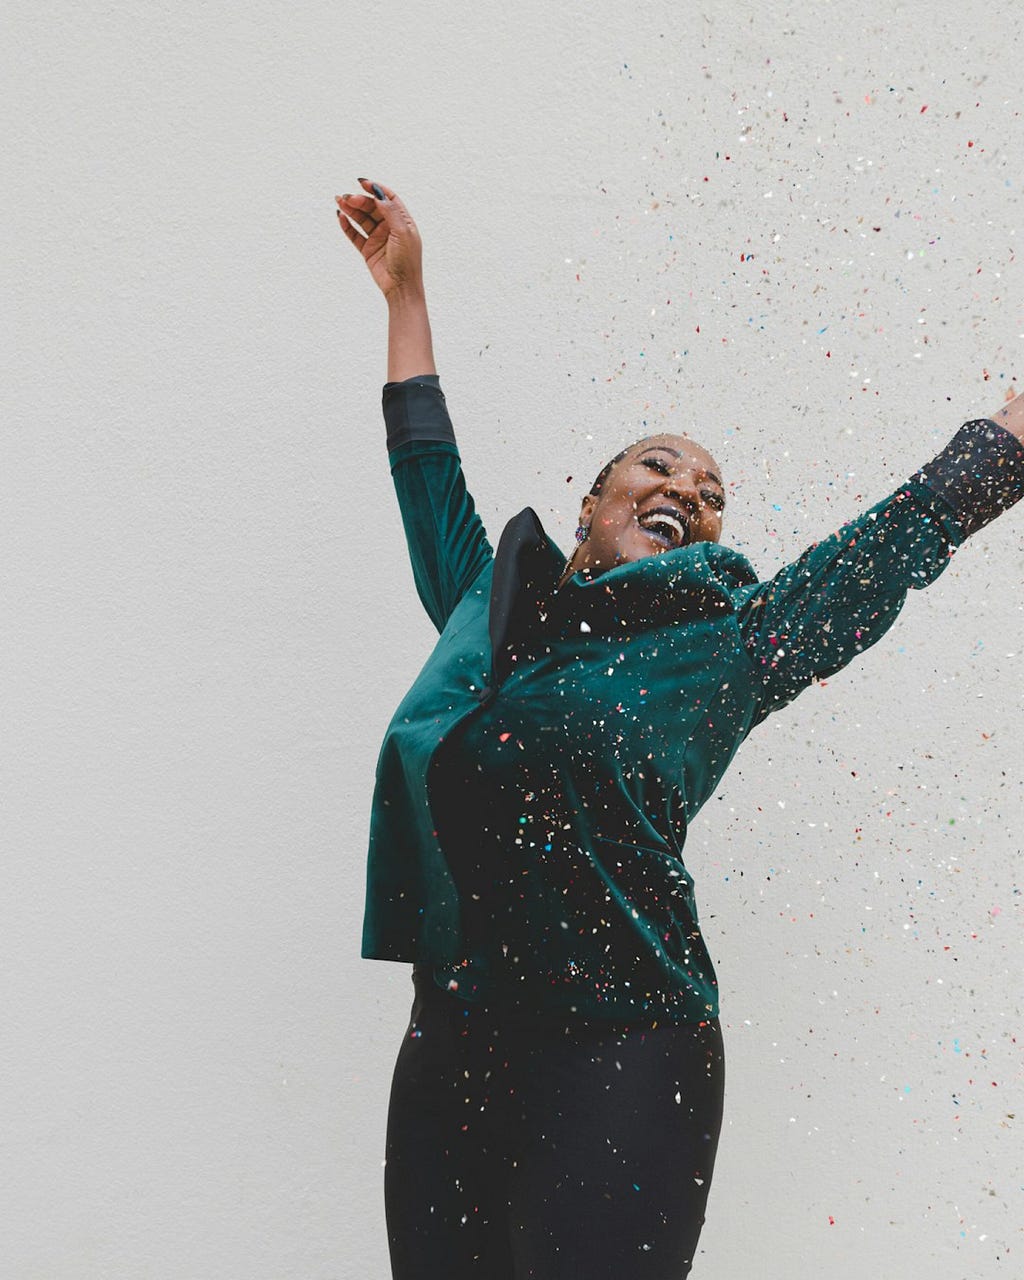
[989,387,1024,445]
[386,281,427,310]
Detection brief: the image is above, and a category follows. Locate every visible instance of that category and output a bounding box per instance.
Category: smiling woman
[559,435,727,587]
[336,179,1024,1280]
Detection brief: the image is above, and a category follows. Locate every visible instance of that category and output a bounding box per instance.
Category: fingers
[358,176,396,202]
[336,179,410,250]
[355,177,413,223]
[336,206,368,251]
[337,191,376,212]
[337,193,378,236]
[337,179,402,216]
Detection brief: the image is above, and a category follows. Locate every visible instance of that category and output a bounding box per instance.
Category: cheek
[596,500,638,532]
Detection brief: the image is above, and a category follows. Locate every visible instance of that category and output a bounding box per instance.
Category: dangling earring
[558,523,589,591]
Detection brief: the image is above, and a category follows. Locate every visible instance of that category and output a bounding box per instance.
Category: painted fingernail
[370,182,386,200]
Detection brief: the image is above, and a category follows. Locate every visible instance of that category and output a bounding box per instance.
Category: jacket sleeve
[733,417,1024,725]
[383,374,494,633]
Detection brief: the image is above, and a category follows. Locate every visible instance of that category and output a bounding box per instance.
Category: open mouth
[636,506,687,549]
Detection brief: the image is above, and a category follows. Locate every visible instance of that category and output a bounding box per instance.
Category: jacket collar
[488,506,760,685]
[488,507,564,686]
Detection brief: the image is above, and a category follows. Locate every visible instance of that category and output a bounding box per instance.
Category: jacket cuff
[382,374,456,451]
[911,418,1024,538]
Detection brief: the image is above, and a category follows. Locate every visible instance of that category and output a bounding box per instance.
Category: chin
[628,533,687,560]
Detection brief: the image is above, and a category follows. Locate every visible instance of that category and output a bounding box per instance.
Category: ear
[578,493,597,525]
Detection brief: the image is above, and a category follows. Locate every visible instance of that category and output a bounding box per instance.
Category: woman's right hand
[335,179,424,300]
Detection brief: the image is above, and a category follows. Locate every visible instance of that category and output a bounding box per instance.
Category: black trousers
[384,967,725,1279]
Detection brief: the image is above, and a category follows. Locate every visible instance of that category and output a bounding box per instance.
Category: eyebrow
[638,446,723,490]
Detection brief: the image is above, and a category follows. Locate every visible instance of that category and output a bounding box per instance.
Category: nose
[663,474,702,514]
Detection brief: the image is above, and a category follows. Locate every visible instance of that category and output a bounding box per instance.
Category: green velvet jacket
[361,373,1024,1023]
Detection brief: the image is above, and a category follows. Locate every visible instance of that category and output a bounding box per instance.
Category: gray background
[4,1,1022,1276]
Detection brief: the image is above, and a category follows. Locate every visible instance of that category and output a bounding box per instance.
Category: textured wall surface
[5,1,1023,1276]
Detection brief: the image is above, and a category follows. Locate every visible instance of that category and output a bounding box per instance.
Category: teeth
[638,511,685,543]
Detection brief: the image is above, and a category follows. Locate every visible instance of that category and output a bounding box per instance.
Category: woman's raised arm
[336,179,492,633]
[336,177,436,379]
[733,390,1024,725]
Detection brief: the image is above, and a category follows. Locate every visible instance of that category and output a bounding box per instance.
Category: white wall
[4,1,1022,1275]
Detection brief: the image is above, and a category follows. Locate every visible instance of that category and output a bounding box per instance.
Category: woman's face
[569,434,726,580]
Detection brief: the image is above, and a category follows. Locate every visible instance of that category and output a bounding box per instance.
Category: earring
[575,523,589,544]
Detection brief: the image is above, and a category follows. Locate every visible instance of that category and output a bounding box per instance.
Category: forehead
[628,434,721,477]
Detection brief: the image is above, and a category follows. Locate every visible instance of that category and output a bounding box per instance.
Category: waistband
[410,960,719,1034]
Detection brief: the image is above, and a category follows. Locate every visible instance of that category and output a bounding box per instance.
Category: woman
[336,177,1024,1279]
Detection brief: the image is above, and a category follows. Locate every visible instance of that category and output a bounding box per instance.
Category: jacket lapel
[488,507,564,687]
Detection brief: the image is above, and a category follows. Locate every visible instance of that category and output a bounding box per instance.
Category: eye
[639,456,725,512]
